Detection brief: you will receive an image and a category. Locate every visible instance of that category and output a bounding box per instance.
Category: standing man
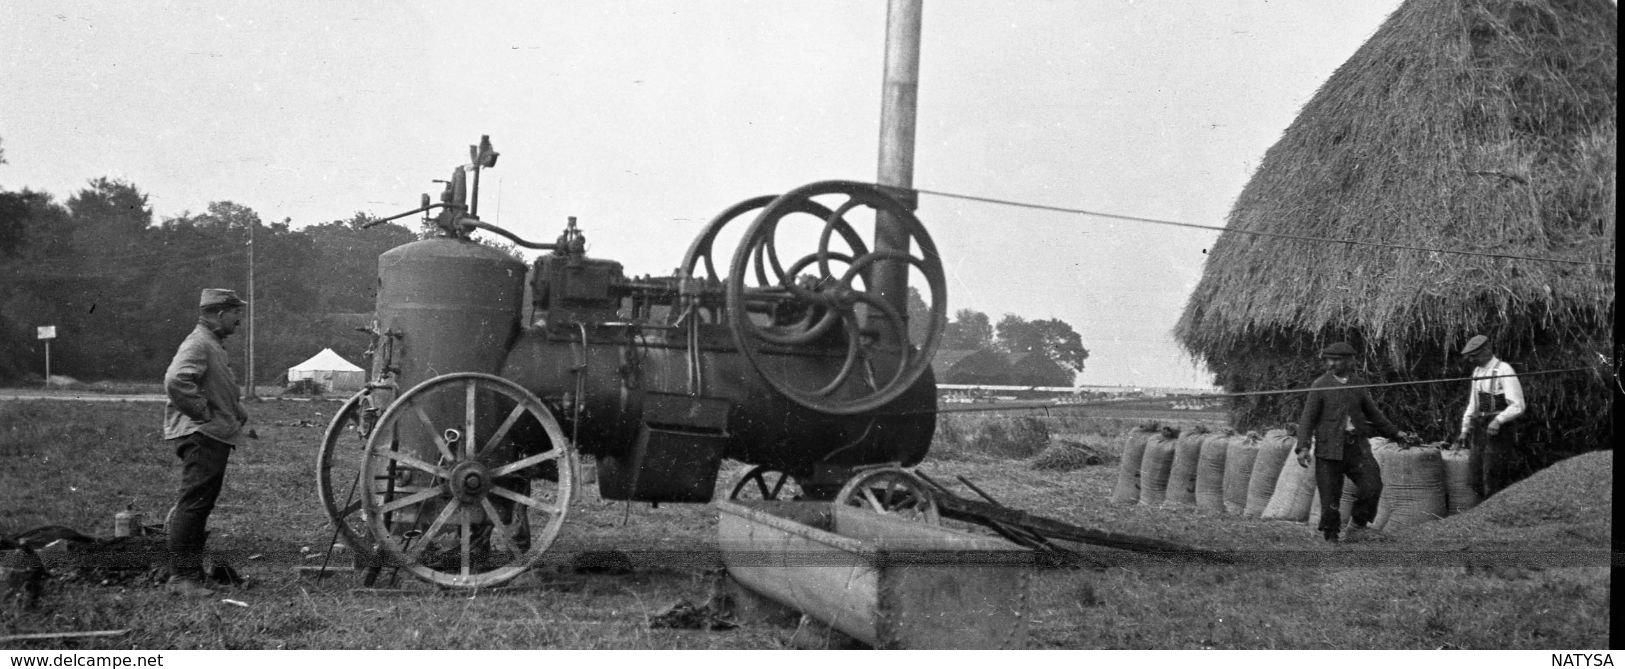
[1455,334,1525,499]
[162,288,250,596]
[1294,342,1404,544]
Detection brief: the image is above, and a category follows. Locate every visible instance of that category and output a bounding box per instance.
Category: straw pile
[1172,0,1616,475]
[1408,449,1611,547]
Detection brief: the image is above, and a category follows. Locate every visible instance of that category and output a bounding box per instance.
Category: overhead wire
[913,186,1615,269]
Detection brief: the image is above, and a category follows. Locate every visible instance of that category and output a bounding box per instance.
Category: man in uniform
[1295,342,1404,543]
[1455,334,1525,499]
[162,288,250,596]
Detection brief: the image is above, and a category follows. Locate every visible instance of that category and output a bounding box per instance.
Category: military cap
[1459,335,1488,356]
[1318,342,1357,359]
[199,288,248,309]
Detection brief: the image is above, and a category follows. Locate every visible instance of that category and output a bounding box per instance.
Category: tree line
[0,173,415,386]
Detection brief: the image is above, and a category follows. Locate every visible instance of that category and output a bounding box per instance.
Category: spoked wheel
[361,373,576,589]
[680,195,869,283]
[315,389,388,563]
[725,181,946,415]
[833,468,941,525]
[728,466,805,501]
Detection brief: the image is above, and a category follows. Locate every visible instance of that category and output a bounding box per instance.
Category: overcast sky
[1,1,1404,388]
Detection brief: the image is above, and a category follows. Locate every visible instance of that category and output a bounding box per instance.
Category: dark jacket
[163,323,249,447]
[1296,372,1399,460]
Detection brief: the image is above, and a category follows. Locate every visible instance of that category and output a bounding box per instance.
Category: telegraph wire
[922,367,1602,417]
[913,187,1615,269]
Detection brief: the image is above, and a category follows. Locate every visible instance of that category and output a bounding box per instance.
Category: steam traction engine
[316,138,948,588]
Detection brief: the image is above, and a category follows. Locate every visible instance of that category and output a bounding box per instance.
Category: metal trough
[716,499,1033,649]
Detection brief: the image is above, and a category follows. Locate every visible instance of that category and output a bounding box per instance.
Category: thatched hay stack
[1174,0,1616,478]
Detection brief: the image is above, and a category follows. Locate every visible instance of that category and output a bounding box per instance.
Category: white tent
[286,348,365,392]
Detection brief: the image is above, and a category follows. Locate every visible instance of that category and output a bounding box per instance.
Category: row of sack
[1109,426,1478,532]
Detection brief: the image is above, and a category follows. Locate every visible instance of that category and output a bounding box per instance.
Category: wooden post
[875,0,922,332]
[246,221,256,399]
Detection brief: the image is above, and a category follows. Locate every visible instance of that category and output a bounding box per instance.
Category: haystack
[1174,0,1615,480]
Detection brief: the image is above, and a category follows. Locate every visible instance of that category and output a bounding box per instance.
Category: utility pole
[246,220,256,399]
[875,0,922,332]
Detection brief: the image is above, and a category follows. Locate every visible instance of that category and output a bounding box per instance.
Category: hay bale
[1109,425,1158,504]
[1194,432,1231,513]
[1137,429,1180,506]
[1162,427,1207,508]
[1031,440,1106,471]
[1261,452,1316,522]
[1222,432,1261,515]
[1440,446,1480,515]
[1370,440,1448,531]
[1244,429,1295,517]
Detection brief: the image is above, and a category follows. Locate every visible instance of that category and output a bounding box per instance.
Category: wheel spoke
[378,486,443,515]
[460,512,472,577]
[489,449,562,478]
[490,483,560,513]
[410,402,456,462]
[476,403,528,460]
[404,500,460,564]
[372,447,450,478]
[464,380,478,460]
[480,498,520,555]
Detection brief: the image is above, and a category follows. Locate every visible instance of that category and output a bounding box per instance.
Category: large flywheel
[724,181,946,415]
[360,373,576,588]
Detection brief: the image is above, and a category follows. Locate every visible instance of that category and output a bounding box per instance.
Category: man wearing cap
[161,288,250,597]
[1455,335,1524,499]
[1295,342,1404,543]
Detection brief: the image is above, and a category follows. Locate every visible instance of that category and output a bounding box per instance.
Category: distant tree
[995,314,1090,376]
[942,309,994,350]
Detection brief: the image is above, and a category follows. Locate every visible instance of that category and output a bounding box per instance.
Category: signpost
[37,326,55,387]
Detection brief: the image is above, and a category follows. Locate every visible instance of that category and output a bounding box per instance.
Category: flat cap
[1318,341,1357,358]
[1459,334,1488,356]
[199,288,248,309]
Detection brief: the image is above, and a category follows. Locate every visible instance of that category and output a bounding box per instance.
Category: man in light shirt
[1455,334,1524,499]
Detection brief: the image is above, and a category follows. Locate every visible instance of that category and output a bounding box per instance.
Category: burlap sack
[1138,429,1180,506]
[1222,433,1261,515]
[1162,428,1207,508]
[1261,449,1316,521]
[1440,446,1480,515]
[1194,432,1231,513]
[1371,441,1448,531]
[1243,430,1294,518]
[1110,426,1158,504]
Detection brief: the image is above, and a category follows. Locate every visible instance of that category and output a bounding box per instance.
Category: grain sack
[1110,425,1159,504]
[1137,428,1180,506]
[1261,451,1316,521]
[1370,441,1447,532]
[1440,446,1480,515]
[1194,431,1231,513]
[1244,429,1295,518]
[1222,432,1261,515]
[1162,427,1207,508]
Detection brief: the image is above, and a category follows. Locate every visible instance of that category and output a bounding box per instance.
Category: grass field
[0,397,1610,649]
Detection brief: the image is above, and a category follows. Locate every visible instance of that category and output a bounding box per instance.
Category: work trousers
[1314,435,1383,536]
[1467,416,1517,499]
[169,432,232,577]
